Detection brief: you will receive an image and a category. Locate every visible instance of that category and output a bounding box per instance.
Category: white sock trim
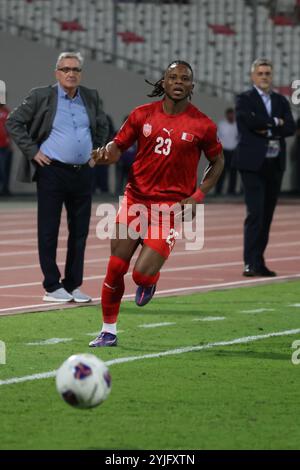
[101,323,117,335]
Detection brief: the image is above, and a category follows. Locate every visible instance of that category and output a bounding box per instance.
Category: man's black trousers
[36,163,93,293]
[240,158,283,270]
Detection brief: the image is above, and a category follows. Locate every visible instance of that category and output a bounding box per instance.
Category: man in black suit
[235,58,295,277]
[7,52,108,301]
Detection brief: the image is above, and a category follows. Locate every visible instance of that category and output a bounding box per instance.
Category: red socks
[101,256,129,324]
[101,256,160,324]
[132,270,160,287]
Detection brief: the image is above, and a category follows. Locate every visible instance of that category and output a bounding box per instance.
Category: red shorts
[116,195,180,259]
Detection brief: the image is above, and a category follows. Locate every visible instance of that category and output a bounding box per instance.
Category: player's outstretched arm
[200,151,224,194]
[181,151,224,204]
[91,141,122,165]
[179,152,224,218]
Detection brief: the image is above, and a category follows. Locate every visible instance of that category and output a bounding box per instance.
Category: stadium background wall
[0,31,295,194]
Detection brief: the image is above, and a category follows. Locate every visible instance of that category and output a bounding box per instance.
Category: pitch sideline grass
[0,280,300,449]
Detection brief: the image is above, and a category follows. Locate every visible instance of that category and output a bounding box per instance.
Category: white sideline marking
[26,338,73,346]
[1,241,300,272]
[192,316,225,321]
[100,274,300,306]
[1,273,300,315]
[241,308,275,314]
[1,255,300,290]
[289,304,300,308]
[138,322,176,329]
[0,302,68,313]
[1,328,300,386]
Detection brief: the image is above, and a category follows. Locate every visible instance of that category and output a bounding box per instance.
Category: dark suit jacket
[235,87,296,172]
[6,84,109,182]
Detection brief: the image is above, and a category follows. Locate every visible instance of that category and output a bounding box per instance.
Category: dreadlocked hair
[146,78,164,97]
[146,60,194,98]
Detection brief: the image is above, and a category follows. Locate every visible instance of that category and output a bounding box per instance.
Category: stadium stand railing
[0,0,299,104]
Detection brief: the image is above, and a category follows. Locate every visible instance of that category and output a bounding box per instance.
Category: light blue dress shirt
[254,85,272,116]
[40,83,92,164]
[254,85,280,157]
[254,85,280,126]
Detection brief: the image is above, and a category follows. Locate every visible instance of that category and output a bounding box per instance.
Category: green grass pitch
[0,280,300,450]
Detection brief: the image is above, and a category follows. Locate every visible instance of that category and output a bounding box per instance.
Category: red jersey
[114,100,222,203]
[0,105,10,148]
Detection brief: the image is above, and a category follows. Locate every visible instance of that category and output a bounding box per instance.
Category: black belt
[50,160,89,170]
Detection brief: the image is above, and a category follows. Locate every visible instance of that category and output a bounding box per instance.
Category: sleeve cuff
[191,188,205,203]
[113,137,126,152]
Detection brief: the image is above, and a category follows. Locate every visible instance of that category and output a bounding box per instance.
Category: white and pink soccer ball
[56,353,111,409]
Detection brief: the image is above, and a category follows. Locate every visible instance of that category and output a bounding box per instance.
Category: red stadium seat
[208,24,236,35]
[271,15,295,26]
[59,20,85,32]
[117,31,145,44]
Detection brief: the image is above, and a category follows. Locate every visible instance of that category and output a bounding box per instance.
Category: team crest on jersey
[143,123,152,137]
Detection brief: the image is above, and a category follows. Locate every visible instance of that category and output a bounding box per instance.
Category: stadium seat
[0,0,299,102]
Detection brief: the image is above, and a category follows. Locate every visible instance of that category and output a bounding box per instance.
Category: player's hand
[32,150,52,167]
[91,142,119,165]
[177,196,198,221]
[91,147,107,165]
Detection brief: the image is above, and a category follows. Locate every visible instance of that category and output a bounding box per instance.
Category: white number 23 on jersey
[154,137,172,156]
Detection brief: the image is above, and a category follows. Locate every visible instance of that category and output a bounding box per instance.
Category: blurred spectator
[115,115,136,195]
[93,114,115,194]
[6,51,108,302]
[235,58,296,277]
[0,103,12,196]
[215,107,238,195]
[290,117,300,194]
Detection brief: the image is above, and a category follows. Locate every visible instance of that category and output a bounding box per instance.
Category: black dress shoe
[257,266,277,277]
[243,265,256,277]
[243,265,277,277]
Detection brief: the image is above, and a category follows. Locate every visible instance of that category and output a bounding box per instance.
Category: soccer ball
[56,353,111,409]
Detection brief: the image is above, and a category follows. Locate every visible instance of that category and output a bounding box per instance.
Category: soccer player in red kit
[89,61,224,347]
